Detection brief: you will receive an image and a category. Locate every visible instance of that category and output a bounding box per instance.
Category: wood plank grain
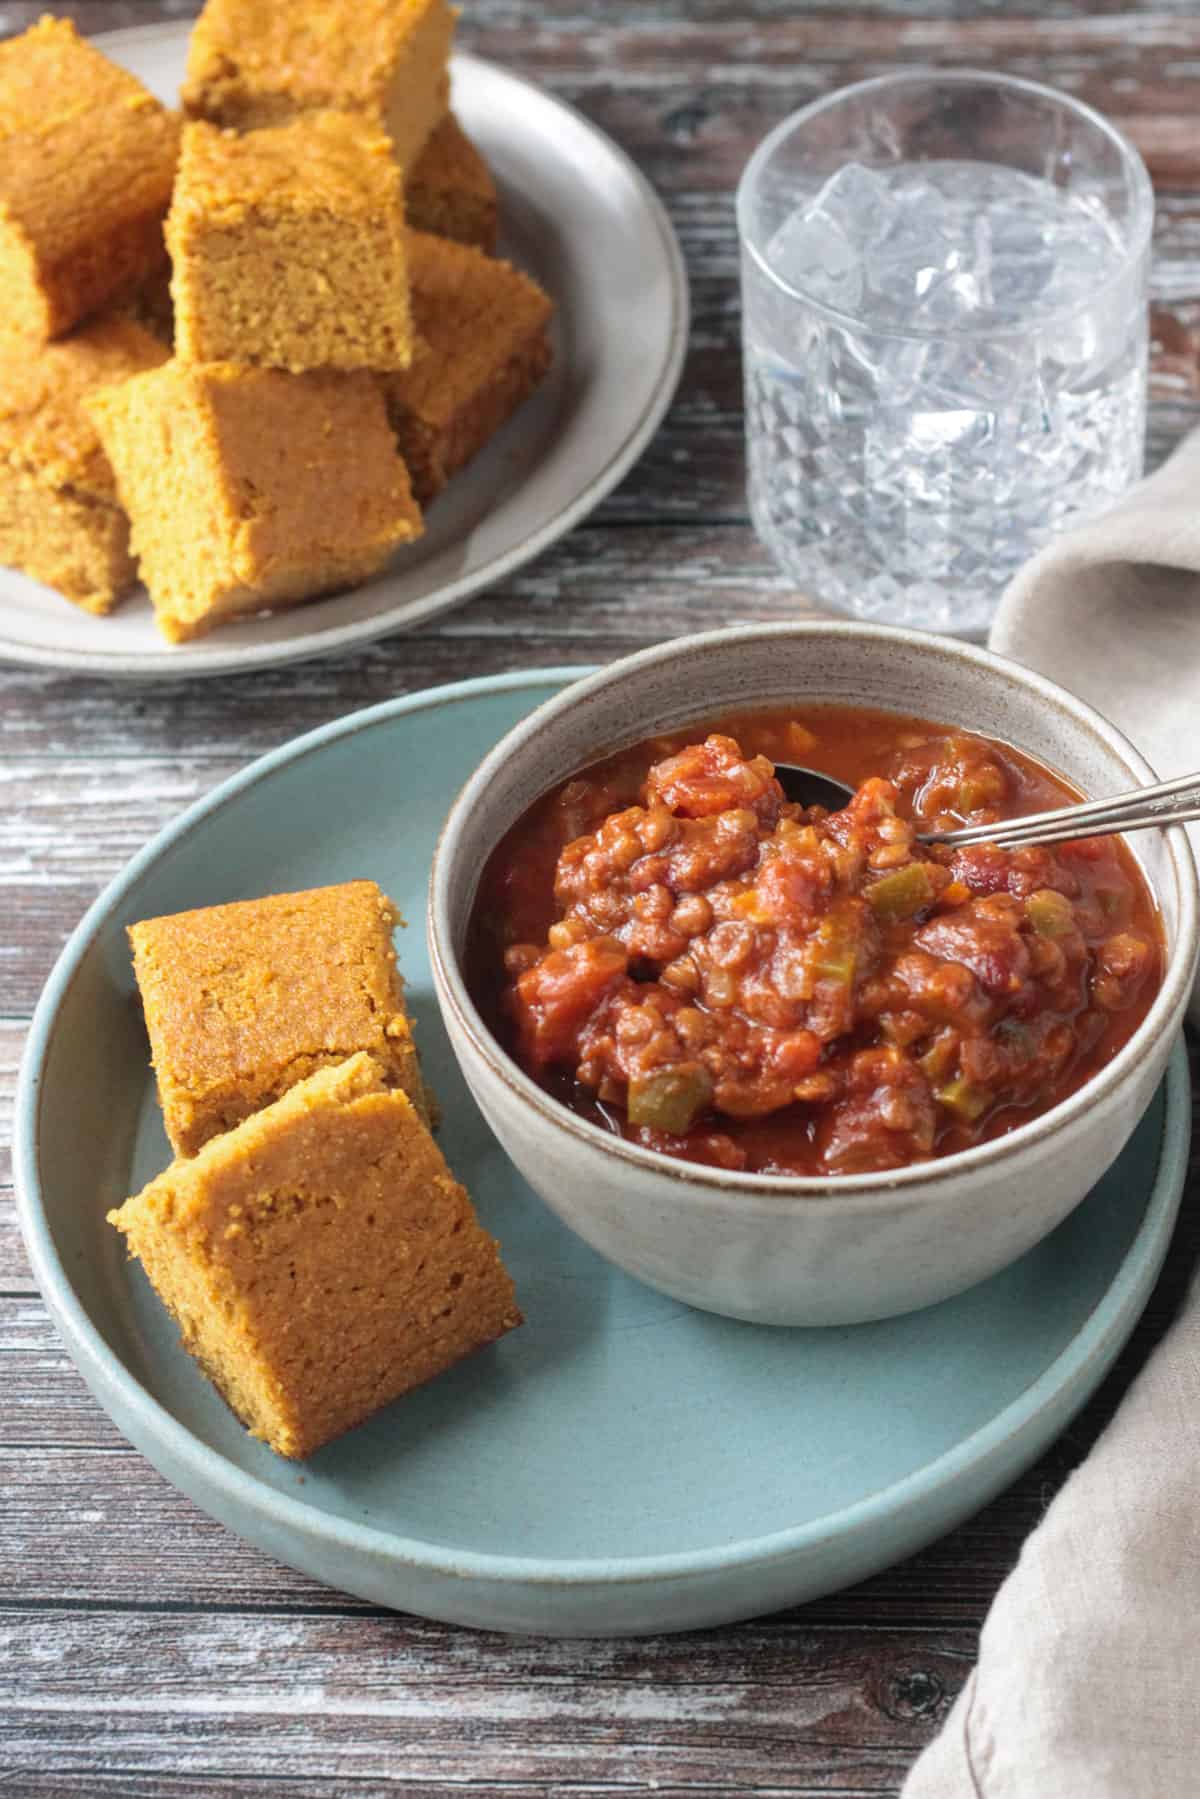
[0,1784,912,1799]
[0,753,230,991]
[0,1783,913,1799]
[0,1783,937,1799]
[0,1606,970,1789]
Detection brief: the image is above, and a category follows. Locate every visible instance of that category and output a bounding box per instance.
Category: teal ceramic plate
[15,672,1191,1636]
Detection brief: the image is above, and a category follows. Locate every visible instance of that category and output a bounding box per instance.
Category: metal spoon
[771,764,855,812]
[774,763,1200,851]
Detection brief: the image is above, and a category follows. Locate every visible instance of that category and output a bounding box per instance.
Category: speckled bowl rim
[12,667,1193,1592]
[430,624,1199,1205]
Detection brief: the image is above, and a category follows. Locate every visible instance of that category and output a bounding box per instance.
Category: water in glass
[744,159,1147,635]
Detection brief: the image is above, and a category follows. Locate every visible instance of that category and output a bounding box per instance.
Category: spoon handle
[918,769,1200,850]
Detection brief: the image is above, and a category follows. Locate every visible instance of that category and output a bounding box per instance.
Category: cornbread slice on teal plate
[128,881,430,1156]
[109,1054,522,1460]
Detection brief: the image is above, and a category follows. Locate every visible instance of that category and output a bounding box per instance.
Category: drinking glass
[737,70,1154,637]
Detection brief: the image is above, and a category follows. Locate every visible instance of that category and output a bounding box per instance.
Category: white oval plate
[0,27,688,679]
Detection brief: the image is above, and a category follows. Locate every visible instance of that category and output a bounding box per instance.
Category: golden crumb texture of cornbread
[182,0,455,170]
[407,115,498,253]
[0,16,181,340]
[0,314,169,612]
[170,114,414,373]
[86,359,422,642]
[379,230,553,502]
[108,1053,522,1460]
[129,880,429,1156]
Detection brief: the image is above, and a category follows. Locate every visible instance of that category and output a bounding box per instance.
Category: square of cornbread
[170,115,414,373]
[182,0,455,172]
[407,115,498,254]
[378,232,553,503]
[87,360,422,643]
[0,17,180,341]
[129,880,429,1157]
[109,1054,522,1460]
[0,314,169,613]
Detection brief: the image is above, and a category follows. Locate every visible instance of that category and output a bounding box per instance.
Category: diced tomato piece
[915,906,1031,998]
[645,736,780,821]
[511,940,629,1066]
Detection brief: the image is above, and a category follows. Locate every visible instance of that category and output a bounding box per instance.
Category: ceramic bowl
[429,623,1198,1326]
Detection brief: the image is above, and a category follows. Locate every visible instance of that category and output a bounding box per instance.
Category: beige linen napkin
[990,425,1200,1024]
[903,428,1200,1798]
[902,1260,1200,1797]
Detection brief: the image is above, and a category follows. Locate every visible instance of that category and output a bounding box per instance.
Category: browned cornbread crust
[379,231,553,503]
[0,314,169,611]
[182,0,455,171]
[87,360,422,643]
[0,17,180,341]
[170,114,414,373]
[108,1054,522,1460]
[407,115,498,254]
[129,880,429,1156]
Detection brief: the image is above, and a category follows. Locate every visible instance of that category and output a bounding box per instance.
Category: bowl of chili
[429,623,1197,1324]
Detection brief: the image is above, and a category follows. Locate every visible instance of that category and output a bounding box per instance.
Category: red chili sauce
[467,707,1163,1176]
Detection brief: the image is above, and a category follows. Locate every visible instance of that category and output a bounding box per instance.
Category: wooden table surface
[3,3,1199,1792]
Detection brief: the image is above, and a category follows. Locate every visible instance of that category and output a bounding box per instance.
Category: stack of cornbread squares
[0,6,554,642]
[110,880,522,1460]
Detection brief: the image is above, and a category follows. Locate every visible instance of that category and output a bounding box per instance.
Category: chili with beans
[468,707,1162,1176]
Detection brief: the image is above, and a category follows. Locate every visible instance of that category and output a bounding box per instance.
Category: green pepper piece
[1026,889,1075,939]
[627,1064,714,1136]
[809,908,859,985]
[934,1076,991,1123]
[866,863,935,923]
[814,948,857,984]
